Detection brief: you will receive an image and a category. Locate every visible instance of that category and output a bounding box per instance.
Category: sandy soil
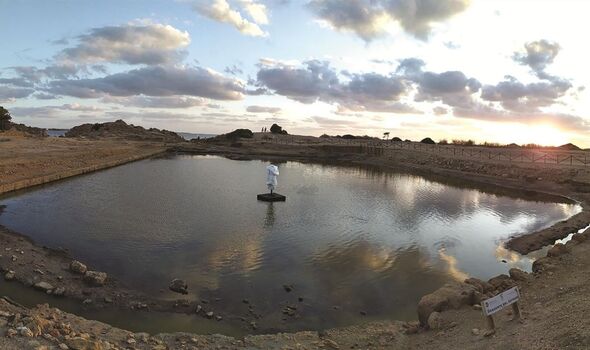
[1,133,590,349]
[0,135,167,194]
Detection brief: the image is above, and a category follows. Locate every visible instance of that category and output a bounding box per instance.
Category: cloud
[433,106,448,115]
[246,105,281,113]
[58,23,190,65]
[239,0,269,24]
[102,95,208,108]
[48,65,245,100]
[311,115,360,128]
[196,0,268,37]
[513,40,560,77]
[0,85,34,102]
[481,76,571,113]
[10,104,102,119]
[256,59,412,112]
[308,0,471,41]
[308,0,391,41]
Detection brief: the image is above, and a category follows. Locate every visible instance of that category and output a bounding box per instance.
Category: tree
[0,106,12,131]
[270,123,288,135]
[383,132,390,140]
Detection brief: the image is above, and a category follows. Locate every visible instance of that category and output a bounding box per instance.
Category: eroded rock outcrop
[417,282,478,326]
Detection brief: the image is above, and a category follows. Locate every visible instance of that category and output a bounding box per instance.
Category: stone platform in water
[257,193,286,202]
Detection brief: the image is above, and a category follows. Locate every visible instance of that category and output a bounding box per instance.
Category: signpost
[481,286,522,330]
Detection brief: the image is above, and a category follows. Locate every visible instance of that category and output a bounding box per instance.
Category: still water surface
[0,155,580,333]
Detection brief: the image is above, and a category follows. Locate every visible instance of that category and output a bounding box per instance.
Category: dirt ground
[1,133,590,349]
[0,135,167,194]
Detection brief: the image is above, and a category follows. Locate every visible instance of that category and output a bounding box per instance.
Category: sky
[0,0,589,147]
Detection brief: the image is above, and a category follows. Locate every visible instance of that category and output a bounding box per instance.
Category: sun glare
[488,123,570,147]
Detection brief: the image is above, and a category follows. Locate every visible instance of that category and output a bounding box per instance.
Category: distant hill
[558,143,581,151]
[65,120,184,143]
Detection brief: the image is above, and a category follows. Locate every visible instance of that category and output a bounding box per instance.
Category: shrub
[270,123,288,134]
[225,129,254,139]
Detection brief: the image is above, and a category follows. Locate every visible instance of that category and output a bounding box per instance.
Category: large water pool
[0,155,580,333]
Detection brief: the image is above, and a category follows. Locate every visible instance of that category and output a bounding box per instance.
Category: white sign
[481,286,520,316]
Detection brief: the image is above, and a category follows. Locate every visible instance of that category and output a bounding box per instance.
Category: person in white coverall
[266,164,279,194]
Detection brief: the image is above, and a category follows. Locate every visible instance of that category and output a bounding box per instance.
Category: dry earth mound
[65,119,184,142]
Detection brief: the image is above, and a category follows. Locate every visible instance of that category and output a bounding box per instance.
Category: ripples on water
[0,155,581,332]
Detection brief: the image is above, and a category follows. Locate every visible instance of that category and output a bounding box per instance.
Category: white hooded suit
[266,164,279,193]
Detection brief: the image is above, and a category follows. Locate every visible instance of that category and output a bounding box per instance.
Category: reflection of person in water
[266,163,279,194]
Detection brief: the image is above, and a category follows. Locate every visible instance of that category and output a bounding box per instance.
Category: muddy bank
[0,297,410,350]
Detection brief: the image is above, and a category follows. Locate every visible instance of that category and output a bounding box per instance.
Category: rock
[82,299,92,305]
[242,299,249,304]
[206,311,214,319]
[547,243,569,257]
[417,282,478,326]
[18,326,34,337]
[488,274,515,291]
[565,240,579,249]
[464,278,494,293]
[169,279,188,294]
[472,304,482,310]
[195,305,202,314]
[59,344,69,350]
[53,287,66,296]
[427,311,444,330]
[65,337,101,350]
[215,315,223,321]
[283,284,294,292]
[572,234,588,243]
[323,339,340,349]
[34,281,54,292]
[403,322,420,335]
[69,260,87,274]
[6,328,17,337]
[103,297,112,303]
[483,329,496,337]
[83,271,107,286]
[250,321,257,330]
[4,270,15,281]
[471,328,480,336]
[532,257,557,273]
[509,268,530,281]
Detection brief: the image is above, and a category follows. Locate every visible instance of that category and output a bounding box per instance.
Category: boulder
[487,274,515,291]
[83,271,107,286]
[4,270,15,281]
[427,311,444,330]
[65,337,103,350]
[169,279,188,294]
[464,278,494,293]
[417,282,478,326]
[70,260,88,274]
[33,282,54,292]
[547,243,569,257]
[508,268,530,281]
[53,287,66,297]
[532,257,557,273]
